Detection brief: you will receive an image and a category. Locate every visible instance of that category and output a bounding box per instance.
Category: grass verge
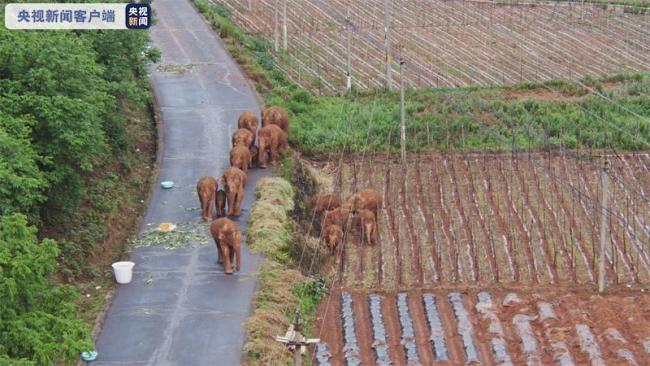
[244,177,327,365]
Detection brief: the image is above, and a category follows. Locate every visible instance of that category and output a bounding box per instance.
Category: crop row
[332,153,649,288]
[314,289,650,365]
[218,0,650,92]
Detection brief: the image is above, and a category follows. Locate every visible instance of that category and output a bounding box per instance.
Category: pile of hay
[247,177,294,255]
[243,262,306,366]
[244,177,307,365]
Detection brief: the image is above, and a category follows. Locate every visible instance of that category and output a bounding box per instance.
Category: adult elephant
[237,111,258,138]
[347,188,382,219]
[230,145,251,173]
[261,106,289,133]
[257,124,288,168]
[221,167,246,217]
[196,176,218,221]
[210,217,242,274]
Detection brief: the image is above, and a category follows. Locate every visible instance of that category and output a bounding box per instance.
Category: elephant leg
[270,146,279,166]
[235,191,243,216]
[222,245,233,274]
[235,244,241,271]
[226,192,235,216]
[215,239,224,264]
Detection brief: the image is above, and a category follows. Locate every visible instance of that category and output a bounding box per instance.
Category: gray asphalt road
[94,0,267,364]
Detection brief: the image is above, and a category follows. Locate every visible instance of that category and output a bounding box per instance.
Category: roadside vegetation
[0,2,159,363]
[243,177,326,366]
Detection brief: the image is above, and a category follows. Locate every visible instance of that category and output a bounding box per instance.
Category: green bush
[0,214,92,364]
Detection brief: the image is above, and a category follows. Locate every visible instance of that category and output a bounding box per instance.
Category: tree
[0,214,92,365]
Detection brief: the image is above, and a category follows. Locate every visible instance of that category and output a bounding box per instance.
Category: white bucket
[112,261,135,284]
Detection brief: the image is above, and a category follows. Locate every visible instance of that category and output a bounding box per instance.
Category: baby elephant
[221,167,246,217]
[312,194,341,216]
[357,209,377,246]
[196,176,218,221]
[322,224,343,255]
[210,218,241,274]
[249,145,258,168]
[232,128,254,148]
[230,145,251,173]
[216,189,226,217]
[321,206,351,233]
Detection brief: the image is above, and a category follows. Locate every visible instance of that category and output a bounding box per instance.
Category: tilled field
[309,152,649,365]
[218,0,650,92]
[313,289,650,365]
[328,153,649,289]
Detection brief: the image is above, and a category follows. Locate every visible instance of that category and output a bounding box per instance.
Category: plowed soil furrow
[384,161,402,287]
[511,158,558,283]
[547,159,595,283]
[609,167,650,280]
[445,158,479,282]
[352,292,376,365]
[366,161,385,289]
[339,164,354,287]
[400,164,424,287]
[382,293,408,366]
[413,159,439,283]
[495,157,539,284]
[462,294,495,366]
[561,157,601,273]
[431,158,460,283]
[459,157,499,283]
[407,290,435,365]
[473,157,519,282]
[575,160,632,283]
[317,291,345,365]
[526,159,575,283]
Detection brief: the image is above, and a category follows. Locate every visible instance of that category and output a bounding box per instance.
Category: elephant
[237,111,258,138]
[230,144,251,173]
[321,206,351,233]
[312,193,341,216]
[232,128,254,148]
[322,224,343,255]
[258,124,288,168]
[196,176,218,221]
[216,189,226,217]
[357,208,377,246]
[210,217,242,274]
[221,167,246,217]
[261,106,289,133]
[347,188,382,219]
[249,145,258,168]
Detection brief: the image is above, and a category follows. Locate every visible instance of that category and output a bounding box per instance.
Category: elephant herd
[195,106,290,274]
[313,188,382,255]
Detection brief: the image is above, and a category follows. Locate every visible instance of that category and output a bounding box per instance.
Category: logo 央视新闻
[125,3,150,29]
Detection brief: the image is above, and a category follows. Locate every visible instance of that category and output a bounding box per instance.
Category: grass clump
[247,177,294,260]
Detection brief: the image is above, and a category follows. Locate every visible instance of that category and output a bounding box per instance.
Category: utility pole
[273,0,279,52]
[383,0,392,90]
[346,7,352,92]
[274,309,319,366]
[399,57,406,162]
[282,0,288,50]
[598,159,610,294]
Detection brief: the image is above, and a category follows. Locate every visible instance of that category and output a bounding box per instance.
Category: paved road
[95,0,267,364]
